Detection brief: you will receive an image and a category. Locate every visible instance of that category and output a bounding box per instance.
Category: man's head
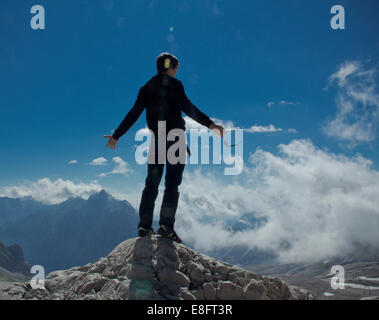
[156,52,179,77]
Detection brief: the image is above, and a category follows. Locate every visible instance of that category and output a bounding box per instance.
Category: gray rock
[288,285,315,300]
[188,261,206,287]
[244,279,267,300]
[179,288,196,300]
[203,282,217,300]
[217,281,244,300]
[191,288,204,300]
[116,281,131,299]
[158,268,190,288]
[75,274,108,294]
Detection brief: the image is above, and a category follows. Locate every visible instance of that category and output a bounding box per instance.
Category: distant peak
[98,189,108,196]
[89,189,111,201]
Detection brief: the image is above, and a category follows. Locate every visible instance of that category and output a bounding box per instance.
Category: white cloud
[0,178,102,204]
[328,61,360,87]
[245,124,283,133]
[68,160,78,164]
[184,116,207,131]
[186,116,284,134]
[267,100,296,107]
[279,100,295,105]
[99,156,133,177]
[172,139,379,264]
[323,60,379,144]
[184,117,237,132]
[90,157,108,166]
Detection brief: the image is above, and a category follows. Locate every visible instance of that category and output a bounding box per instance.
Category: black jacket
[112,74,214,140]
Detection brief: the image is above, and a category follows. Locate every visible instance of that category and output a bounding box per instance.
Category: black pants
[138,137,186,230]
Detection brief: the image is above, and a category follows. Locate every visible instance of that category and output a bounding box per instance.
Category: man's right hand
[104,135,118,150]
[209,123,225,139]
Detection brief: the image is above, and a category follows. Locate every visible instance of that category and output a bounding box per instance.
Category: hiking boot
[157,225,182,243]
[138,226,154,237]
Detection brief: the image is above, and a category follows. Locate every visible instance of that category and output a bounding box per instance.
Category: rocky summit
[1,235,314,300]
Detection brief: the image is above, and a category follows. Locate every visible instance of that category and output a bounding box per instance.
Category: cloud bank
[2,139,378,264]
[0,178,102,204]
[176,139,379,264]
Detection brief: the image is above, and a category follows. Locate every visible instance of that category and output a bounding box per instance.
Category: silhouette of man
[105,52,224,242]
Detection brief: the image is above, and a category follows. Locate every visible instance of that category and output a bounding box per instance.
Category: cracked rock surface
[0,236,315,300]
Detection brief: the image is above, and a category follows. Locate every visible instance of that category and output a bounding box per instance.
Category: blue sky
[1,1,379,262]
[1,0,379,195]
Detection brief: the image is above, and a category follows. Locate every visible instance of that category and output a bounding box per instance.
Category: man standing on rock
[105,52,224,243]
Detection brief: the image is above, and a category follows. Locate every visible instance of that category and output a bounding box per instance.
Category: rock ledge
[1,236,315,300]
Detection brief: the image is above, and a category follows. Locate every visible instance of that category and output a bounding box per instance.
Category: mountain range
[0,190,139,273]
[0,190,276,274]
[1,190,378,300]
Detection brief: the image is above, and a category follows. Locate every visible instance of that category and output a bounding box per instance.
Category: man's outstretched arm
[177,81,224,138]
[112,87,146,140]
[177,81,215,128]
